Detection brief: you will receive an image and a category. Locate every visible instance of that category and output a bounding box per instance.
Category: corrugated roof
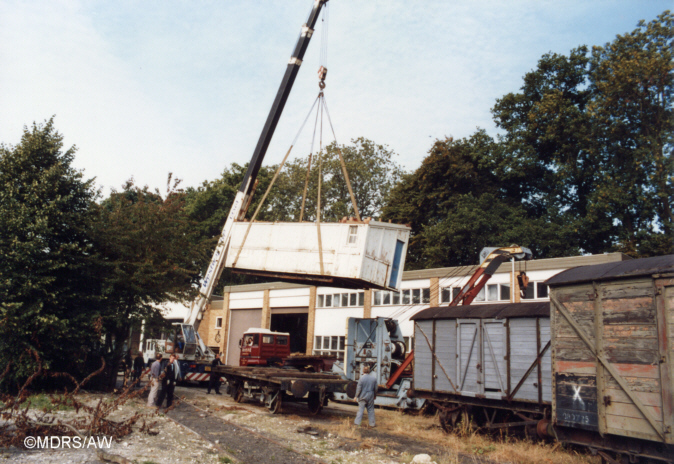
[411,301,549,320]
[545,254,674,286]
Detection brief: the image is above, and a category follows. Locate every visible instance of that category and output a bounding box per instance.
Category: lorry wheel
[307,392,322,415]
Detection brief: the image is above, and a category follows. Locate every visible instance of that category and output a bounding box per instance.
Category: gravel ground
[0,384,477,464]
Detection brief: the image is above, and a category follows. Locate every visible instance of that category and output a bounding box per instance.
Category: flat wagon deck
[215,365,353,415]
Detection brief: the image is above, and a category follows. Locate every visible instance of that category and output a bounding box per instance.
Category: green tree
[258,137,403,223]
[92,178,210,387]
[0,119,99,391]
[492,11,673,256]
[588,11,673,255]
[383,132,575,268]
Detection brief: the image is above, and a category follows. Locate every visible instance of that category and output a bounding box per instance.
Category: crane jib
[239,0,328,198]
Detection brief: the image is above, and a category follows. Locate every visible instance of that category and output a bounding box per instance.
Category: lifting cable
[231,95,321,268]
[232,5,363,271]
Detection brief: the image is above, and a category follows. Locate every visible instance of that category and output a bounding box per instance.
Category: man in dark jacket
[132,352,144,386]
[207,354,223,394]
[156,354,181,408]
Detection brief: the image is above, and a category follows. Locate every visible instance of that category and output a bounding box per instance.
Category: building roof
[217,252,630,293]
[411,302,549,320]
[545,254,674,286]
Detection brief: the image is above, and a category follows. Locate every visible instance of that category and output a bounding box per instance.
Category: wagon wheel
[233,384,244,403]
[439,407,460,433]
[266,391,283,414]
[307,392,322,415]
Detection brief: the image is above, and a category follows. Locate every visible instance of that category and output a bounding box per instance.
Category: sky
[0,1,670,195]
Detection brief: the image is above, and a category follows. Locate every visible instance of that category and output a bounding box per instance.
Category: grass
[321,408,601,464]
[23,393,75,411]
[218,457,233,464]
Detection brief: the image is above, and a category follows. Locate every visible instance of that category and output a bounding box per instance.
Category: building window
[537,282,549,298]
[215,317,223,329]
[317,291,365,307]
[373,288,430,306]
[313,335,346,361]
[500,284,511,301]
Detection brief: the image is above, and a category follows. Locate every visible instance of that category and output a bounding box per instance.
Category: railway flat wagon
[411,302,552,434]
[546,254,674,462]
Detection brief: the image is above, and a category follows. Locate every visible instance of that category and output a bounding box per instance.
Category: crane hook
[318,66,327,89]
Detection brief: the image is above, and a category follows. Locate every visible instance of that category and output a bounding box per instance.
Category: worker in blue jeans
[354,364,377,427]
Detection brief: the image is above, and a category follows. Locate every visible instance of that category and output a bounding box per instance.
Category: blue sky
[0,1,669,194]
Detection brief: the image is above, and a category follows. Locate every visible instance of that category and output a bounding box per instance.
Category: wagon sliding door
[508,317,551,403]
[482,319,507,399]
[457,319,481,396]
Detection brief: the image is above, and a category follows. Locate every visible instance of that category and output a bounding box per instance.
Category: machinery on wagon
[410,254,674,463]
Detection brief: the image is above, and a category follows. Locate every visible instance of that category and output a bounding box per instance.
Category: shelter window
[262,335,274,344]
[276,336,288,345]
[348,226,358,244]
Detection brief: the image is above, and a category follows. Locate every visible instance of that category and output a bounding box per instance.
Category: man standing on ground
[132,351,144,387]
[156,354,181,409]
[354,364,377,427]
[147,353,162,408]
[207,353,223,394]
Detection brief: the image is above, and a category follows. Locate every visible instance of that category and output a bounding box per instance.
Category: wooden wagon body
[546,254,674,454]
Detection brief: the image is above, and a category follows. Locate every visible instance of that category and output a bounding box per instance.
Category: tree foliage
[0,119,100,390]
[388,11,672,267]
[92,177,211,387]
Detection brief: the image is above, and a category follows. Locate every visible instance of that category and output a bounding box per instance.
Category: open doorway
[270,313,308,354]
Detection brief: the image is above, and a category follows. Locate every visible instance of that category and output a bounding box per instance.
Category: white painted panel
[269,287,310,307]
[314,307,362,336]
[226,221,410,290]
[229,291,264,309]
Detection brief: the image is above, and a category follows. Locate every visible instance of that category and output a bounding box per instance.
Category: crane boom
[185,1,329,354]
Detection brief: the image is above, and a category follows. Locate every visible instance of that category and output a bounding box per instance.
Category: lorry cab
[239,328,291,366]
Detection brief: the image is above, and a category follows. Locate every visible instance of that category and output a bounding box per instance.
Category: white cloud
[1,0,669,190]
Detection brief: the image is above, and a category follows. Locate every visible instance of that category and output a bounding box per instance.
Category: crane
[169,0,329,365]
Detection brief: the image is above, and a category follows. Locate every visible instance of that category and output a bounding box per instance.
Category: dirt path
[167,402,324,464]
